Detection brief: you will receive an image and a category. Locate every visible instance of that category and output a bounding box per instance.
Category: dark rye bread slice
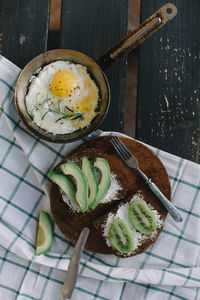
[93,191,165,258]
[51,148,124,220]
[50,136,171,254]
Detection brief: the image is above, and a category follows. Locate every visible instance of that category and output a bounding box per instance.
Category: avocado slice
[82,157,99,208]
[36,210,54,255]
[91,158,111,209]
[48,171,78,207]
[58,162,88,212]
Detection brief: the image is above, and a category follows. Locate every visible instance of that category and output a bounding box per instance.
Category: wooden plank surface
[137,0,200,163]
[60,0,129,132]
[0,0,51,68]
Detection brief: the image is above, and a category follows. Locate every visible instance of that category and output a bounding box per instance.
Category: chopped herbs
[30,93,84,123]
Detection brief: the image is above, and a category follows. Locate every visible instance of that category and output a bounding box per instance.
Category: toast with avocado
[48,147,125,221]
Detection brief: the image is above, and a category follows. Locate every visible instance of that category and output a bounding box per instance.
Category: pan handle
[97,3,177,71]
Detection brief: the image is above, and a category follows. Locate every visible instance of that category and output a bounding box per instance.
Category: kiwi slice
[108,218,134,254]
[128,200,157,234]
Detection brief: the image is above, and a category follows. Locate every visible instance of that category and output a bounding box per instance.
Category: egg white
[25,61,99,134]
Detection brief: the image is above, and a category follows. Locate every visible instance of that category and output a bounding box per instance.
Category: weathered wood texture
[0,0,51,68]
[137,0,200,163]
[60,0,129,132]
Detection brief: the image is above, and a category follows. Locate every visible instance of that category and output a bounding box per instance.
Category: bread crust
[93,192,164,258]
[50,136,171,256]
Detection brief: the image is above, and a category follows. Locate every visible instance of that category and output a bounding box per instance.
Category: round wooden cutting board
[50,135,171,256]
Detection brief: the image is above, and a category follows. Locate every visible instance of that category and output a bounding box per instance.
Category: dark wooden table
[138,0,200,164]
[1,0,199,164]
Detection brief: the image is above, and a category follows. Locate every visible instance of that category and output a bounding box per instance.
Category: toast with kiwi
[93,191,164,258]
[49,136,171,255]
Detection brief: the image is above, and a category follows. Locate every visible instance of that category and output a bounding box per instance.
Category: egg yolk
[50,71,78,97]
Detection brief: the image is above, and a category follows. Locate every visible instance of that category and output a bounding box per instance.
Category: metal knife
[62,227,90,299]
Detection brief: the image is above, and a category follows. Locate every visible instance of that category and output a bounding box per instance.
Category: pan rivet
[167,7,173,14]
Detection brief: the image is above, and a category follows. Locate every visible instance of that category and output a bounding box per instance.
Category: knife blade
[62,227,90,299]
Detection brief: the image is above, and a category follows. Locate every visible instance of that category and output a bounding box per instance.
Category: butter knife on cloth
[61,227,90,300]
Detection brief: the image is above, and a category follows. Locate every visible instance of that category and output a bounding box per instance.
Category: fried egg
[25,61,99,134]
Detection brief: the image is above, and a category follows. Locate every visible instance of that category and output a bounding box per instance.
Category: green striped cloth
[0,55,200,300]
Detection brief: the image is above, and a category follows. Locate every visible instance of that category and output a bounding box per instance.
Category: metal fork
[110,136,183,222]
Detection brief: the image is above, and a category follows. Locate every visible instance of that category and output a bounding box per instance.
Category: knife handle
[62,227,90,299]
[138,169,183,222]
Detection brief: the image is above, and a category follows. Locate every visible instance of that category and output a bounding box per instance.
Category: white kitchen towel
[0,55,200,300]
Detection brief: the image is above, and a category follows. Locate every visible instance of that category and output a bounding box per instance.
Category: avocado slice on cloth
[36,211,54,255]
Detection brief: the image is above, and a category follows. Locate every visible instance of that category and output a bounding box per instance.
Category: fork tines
[110,136,131,161]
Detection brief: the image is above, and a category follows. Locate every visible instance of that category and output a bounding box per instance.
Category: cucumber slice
[59,162,88,212]
[36,210,54,255]
[82,157,99,208]
[48,171,78,207]
[91,158,111,209]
